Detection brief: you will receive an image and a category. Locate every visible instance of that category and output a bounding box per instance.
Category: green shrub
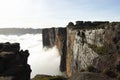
[88,44,108,55]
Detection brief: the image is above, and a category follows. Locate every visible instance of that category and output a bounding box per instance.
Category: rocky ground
[32,75,67,80]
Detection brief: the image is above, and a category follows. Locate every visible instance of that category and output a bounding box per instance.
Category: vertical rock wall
[42,28,67,72]
[66,28,105,77]
[42,21,120,78]
[66,22,120,77]
[55,28,67,72]
[66,28,75,77]
[42,28,56,47]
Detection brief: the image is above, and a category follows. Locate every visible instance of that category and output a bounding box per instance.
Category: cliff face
[55,28,67,72]
[42,28,67,72]
[66,22,120,77]
[66,27,104,76]
[42,21,120,79]
[42,28,56,47]
[0,42,31,80]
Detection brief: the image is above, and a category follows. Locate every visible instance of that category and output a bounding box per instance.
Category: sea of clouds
[0,34,62,78]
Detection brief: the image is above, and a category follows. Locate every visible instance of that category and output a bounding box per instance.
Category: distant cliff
[42,27,67,72]
[0,28,42,35]
[42,21,120,80]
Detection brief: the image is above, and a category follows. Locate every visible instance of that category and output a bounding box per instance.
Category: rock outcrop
[32,75,67,80]
[42,21,120,80]
[0,42,31,80]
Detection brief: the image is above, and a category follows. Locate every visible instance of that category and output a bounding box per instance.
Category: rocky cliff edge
[42,21,120,80]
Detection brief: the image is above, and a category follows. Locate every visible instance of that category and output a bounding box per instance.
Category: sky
[0,0,120,28]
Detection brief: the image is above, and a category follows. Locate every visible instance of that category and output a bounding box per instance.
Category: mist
[0,34,62,78]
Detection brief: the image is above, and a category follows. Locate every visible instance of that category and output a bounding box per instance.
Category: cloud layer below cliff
[0,34,62,78]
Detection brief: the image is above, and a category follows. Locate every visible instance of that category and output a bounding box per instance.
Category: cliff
[66,21,120,77]
[42,27,67,72]
[0,42,31,80]
[42,21,120,80]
